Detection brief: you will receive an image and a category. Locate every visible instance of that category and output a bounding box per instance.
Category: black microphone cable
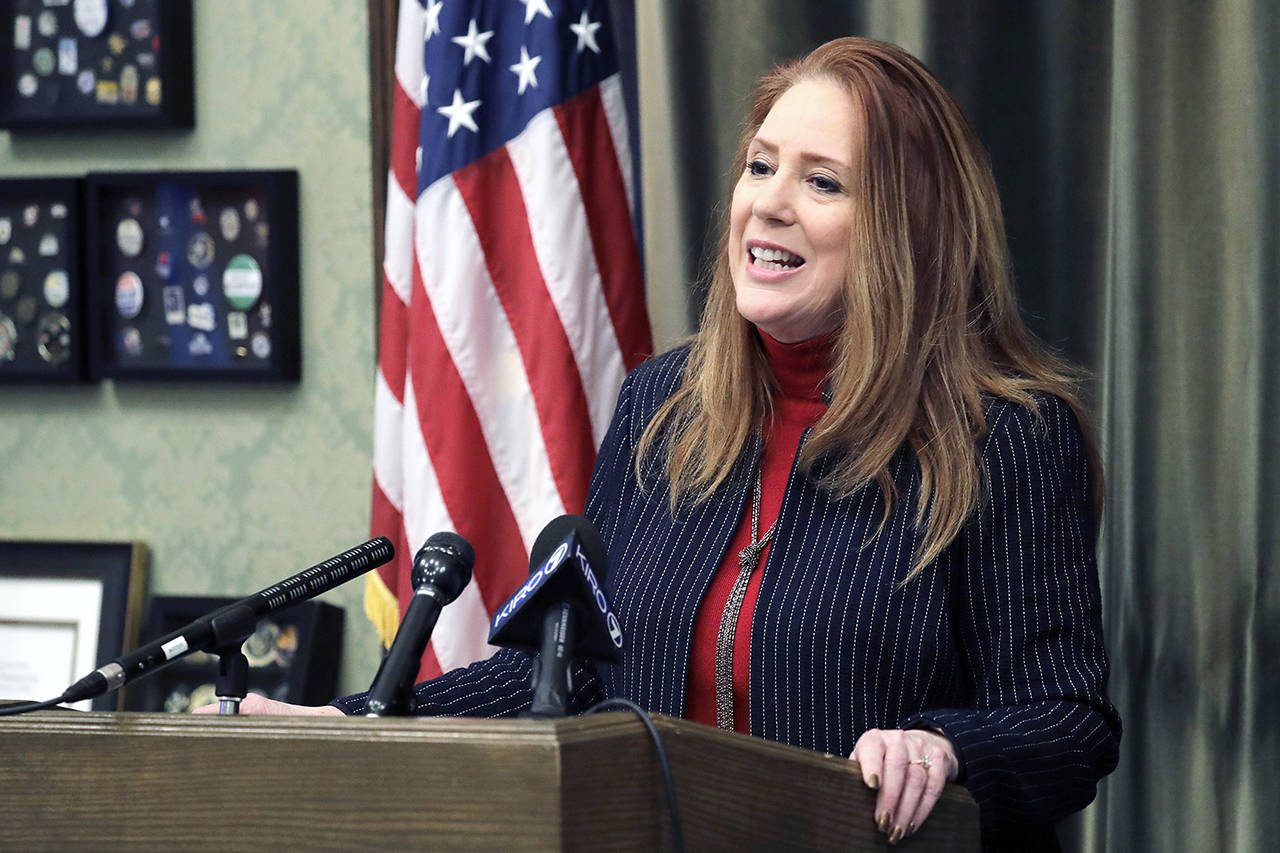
[0,697,66,718]
[584,698,684,853]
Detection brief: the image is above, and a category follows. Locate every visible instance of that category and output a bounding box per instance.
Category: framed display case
[0,540,147,711]
[0,176,87,382]
[0,0,193,131]
[85,169,300,381]
[126,596,343,712]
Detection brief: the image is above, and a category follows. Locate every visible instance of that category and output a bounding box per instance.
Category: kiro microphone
[488,515,623,718]
[365,531,474,717]
[59,537,395,705]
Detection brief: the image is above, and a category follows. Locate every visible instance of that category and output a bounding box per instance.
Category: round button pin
[250,331,271,359]
[33,47,56,77]
[0,270,19,300]
[115,271,144,319]
[186,231,215,269]
[0,313,17,363]
[37,10,58,38]
[223,253,263,311]
[219,206,241,242]
[74,0,109,38]
[116,217,144,257]
[121,325,142,356]
[17,74,38,98]
[37,312,72,366]
[37,312,71,365]
[43,270,70,308]
[15,296,37,326]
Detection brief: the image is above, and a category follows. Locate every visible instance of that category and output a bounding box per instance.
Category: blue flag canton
[418,0,621,192]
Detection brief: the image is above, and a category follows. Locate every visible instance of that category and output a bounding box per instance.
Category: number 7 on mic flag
[367,0,650,681]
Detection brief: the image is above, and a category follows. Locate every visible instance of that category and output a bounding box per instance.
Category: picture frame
[0,176,87,382]
[0,0,194,131]
[0,540,147,712]
[84,169,300,381]
[125,596,344,713]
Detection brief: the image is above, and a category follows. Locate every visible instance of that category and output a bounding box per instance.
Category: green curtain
[640,1,1279,849]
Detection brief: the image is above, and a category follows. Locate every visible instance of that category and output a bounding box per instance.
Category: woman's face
[728,78,859,343]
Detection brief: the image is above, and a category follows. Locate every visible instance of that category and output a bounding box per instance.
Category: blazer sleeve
[900,395,1121,835]
[326,374,645,720]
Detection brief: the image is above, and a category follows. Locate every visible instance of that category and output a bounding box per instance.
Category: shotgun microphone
[59,537,395,705]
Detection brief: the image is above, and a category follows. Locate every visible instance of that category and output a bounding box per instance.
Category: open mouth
[749,245,805,272]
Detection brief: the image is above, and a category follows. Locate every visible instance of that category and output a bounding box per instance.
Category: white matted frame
[0,542,146,711]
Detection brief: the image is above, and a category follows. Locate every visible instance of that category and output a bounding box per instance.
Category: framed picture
[0,0,193,131]
[0,176,86,382]
[84,169,300,381]
[0,540,147,711]
[125,597,343,712]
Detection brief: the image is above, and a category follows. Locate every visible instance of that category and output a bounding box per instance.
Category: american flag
[368,0,651,680]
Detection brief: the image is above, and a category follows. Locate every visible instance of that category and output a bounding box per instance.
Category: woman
[225,38,1120,849]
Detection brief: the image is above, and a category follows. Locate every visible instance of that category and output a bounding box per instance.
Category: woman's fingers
[874,733,909,835]
[886,746,930,843]
[851,728,886,791]
[851,728,959,843]
[899,755,949,839]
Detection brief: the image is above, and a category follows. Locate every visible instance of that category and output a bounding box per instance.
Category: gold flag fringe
[363,570,400,650]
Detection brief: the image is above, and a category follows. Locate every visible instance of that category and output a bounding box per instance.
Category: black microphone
[488,515,623,718]
[60,537,395,705]
[365,531,474,717]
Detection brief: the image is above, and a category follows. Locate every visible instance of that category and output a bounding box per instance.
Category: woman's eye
[810,174,840,193]
[747,160,772,177]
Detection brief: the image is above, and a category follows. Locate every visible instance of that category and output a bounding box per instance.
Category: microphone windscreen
[411,531,475,602]
[424,530,476,568]
[529,515,608,582]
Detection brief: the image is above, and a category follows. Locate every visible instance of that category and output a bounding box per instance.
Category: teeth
[749,245,803,267]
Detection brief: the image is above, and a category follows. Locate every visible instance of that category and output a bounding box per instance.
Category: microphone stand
[215,649,250,715]
[204,604,260,716]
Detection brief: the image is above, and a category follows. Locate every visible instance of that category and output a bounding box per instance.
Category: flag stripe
[390,82,424,205]
[598,75,635,218]
[397,373,491,677]
[554,85,652,370]
[453,149,596,515]
[406,237,532,615]
[376,277,409,402]
[506,109,626,446]
[393,0,425,109]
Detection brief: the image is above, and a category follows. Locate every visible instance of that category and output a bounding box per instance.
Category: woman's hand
[851,727,959,844]
[191,693,345,716]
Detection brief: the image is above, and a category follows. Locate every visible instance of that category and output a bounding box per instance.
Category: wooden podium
[0,710,978,851]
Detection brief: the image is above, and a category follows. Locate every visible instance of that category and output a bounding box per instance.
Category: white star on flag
[419,72,430,106]
[518,0,553,25]
[423,0,443,41]
[569,10,602,54]
[437,88,480,137]
[452,18,495,65]
[509,46,542,95]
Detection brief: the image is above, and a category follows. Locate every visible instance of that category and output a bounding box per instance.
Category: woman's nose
[752,175,795,224]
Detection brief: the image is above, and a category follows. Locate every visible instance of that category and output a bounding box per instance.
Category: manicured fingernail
[868,773,880,790]
[908,822,916,836]
[878,812,893,833]
[889,826,904,845]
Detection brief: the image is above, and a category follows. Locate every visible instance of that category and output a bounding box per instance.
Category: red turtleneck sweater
[684,330,832,732]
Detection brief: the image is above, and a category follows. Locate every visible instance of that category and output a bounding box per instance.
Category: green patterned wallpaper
[0,1,382,698]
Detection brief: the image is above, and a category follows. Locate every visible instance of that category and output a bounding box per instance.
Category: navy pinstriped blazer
[335,347,1121,847]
